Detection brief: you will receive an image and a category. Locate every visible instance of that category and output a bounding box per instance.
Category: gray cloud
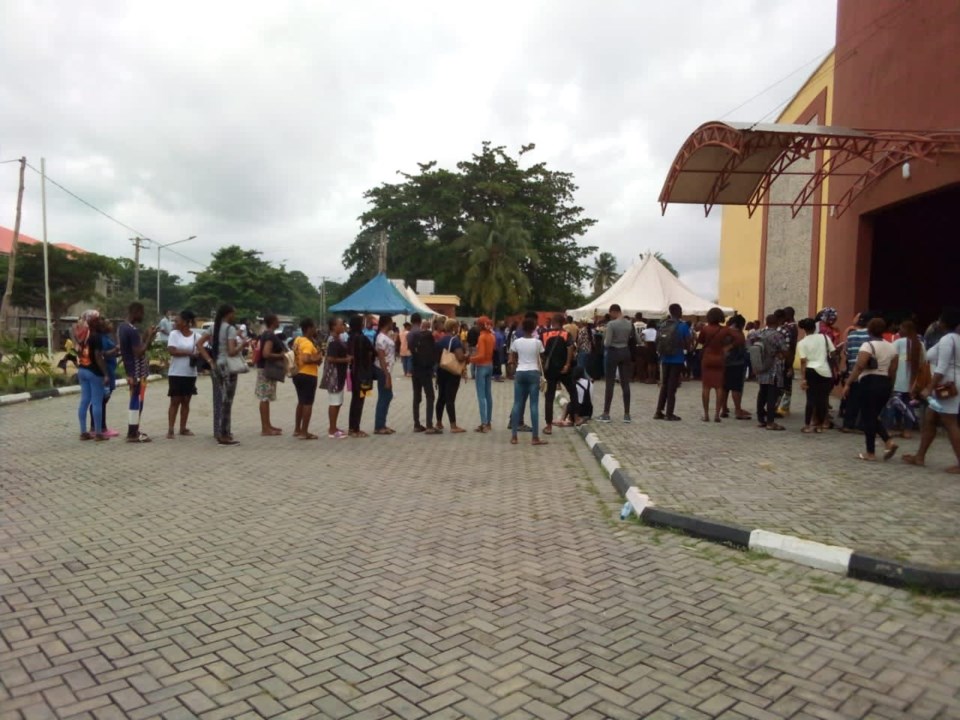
[0,0,835,297]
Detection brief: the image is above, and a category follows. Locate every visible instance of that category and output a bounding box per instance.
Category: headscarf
[817,307,837,324]
[477,316,492,330]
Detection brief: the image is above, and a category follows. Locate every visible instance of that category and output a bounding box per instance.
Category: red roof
[0,226,87,255]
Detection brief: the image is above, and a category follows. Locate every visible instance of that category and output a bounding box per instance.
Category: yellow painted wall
[717,51,836,319]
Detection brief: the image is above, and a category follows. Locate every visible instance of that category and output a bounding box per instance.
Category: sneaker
[623,415,632,424]
[653,412,665,420]
[597,414,611,423]
[103,428,120,438]
[666,415,682,422]
[328,430,348,439]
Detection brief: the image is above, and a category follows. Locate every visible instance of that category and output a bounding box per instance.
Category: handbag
[537,344,548,393]
[218,352,248,375]
[263,360,286,382]
[864,341,879,371]
[932,335,959,399]
[439,337,465,375]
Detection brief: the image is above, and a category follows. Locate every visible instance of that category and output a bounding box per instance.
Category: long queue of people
[70,300,960,473]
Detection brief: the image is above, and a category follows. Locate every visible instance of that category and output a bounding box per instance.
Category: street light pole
[156,235,197,314]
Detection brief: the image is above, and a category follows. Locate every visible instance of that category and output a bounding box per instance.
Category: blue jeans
[512,370,540,439]
[374,366,393,430]
[577,350,589,370]
[401,356,412,375]
[78,367,105,433]
[474,365,493,425]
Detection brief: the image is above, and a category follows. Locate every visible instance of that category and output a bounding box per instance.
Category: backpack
[748,331,775,373]
[656,319,682,357]
[411,330,436,369]
[542,330,570,378]
[576,378,593,418]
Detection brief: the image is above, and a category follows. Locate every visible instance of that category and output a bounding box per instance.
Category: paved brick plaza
[2,371,960,719]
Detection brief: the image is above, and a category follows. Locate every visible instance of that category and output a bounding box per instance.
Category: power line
[719,48,832,121]
[162,244,206,268]
[1,158,24,165]
[23,162,152,239]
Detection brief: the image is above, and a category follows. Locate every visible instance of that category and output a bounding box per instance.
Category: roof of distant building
[0,226,88,255]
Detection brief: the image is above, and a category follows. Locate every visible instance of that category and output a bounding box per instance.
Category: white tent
[568,254,733,320]
[390,279,436,318]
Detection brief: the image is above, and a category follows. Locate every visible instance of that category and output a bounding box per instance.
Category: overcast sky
[1,0,836,300]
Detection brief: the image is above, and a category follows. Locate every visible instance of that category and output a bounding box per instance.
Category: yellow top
[293,336,320,377]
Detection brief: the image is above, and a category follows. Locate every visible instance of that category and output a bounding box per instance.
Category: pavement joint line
[558,392,960,593]
[0,374,164,406]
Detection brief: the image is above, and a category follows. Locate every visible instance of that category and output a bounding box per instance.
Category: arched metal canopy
[659,121,960,218]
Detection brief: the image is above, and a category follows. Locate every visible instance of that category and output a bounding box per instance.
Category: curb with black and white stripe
[556,396,960,593]
[0,374,164,407]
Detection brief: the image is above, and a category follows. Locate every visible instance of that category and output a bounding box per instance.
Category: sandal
[531,439,549,446]
[736,413,752,420]
[450,426,466,434]
[166,430,175,439]
[80,432,93,441]
[126,432,152,443]
[179,429,195,436]
[94,434,110,442]
[883,444,898,461]
[801,426,816,434]
[424,427,441,435]
[543,425,552,435]
[301,433,319,440]
[946,466,960,475]
[261,429,282,436]
[474,425,486,433]
[856,453,877,462]
[902,454,925,466]
[510,437,518,445]
[766,424,786,431]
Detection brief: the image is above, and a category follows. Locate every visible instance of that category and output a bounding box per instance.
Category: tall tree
[452,213,539,317]
[589,252,620,296]
[0,244,114,320]
[342,143,597,311]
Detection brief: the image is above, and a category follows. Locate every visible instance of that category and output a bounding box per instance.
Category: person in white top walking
[797,317,836,433]
[904,308,960,473]
[843,317,899,461]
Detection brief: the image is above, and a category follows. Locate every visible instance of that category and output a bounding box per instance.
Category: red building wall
[823,0,960,321]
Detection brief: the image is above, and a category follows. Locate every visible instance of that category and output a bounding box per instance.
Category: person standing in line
[256,314,285,436]
[753,314,787,431]
[698,307,736,423]
[541,313,577,434]
[509,317,548,447]
[292,318,323,440]
[597,304,633,423]
[436,318,467,433]
[407,312,439,434]
[118,301,158,443]
[91,319,121,438]
[470,316,495,433]
[844,317,899,461]
[654,303,691,421]
[777,306,799,417]
[797,317,836,433]
[575,322,592,371]
[321,317,351,439]
[632,313,647,381]
[841,312,871,433]
[507,311,542,431]
[211,304,245,446]
[719,315,751,420]
[362,314,377,344]
[76,314,110,441]
[492,322,506,382]
[904,308,960,473]
[347,314,375,438]
[399,321,412,377]
[166,310,205,439]
[373,315,397,435]
[642,323,658,383]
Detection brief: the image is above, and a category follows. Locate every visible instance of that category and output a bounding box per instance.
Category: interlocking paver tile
[2,372,959,719]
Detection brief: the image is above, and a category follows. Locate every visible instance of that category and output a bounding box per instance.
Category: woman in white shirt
[843,318,899,461]
[890,320,924,438]
[166,310,209,439]
[797,318,836,433]
[509,317,548,446]
[903,308,960,473]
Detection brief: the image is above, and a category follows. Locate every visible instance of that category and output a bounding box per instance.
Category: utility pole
[377,230,388,274]
[319,277,328,322]
[1,157,26,333]
[130,237,147,298]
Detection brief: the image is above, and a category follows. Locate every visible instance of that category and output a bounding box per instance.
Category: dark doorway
[867,183,959,330]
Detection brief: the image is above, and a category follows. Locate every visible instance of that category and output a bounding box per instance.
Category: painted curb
[568,410,960,593]
[0,374,163,407]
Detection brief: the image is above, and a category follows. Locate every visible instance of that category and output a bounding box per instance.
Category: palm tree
[452,213,539,317]
[589,252,620,296]
[641,251,679,277]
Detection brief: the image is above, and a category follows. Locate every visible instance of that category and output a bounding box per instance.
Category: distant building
[420,294,460,318]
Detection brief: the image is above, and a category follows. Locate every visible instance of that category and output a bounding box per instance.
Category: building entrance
[867,183,959,330]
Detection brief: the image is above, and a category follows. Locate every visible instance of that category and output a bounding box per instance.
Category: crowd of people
[68,300,960,473]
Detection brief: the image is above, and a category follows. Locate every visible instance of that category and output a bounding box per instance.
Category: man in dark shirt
[407,313,438,433]
[118,302,157,442]
[777,306,799,417]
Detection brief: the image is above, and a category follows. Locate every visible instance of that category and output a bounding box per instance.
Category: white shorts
[328,390,344,407]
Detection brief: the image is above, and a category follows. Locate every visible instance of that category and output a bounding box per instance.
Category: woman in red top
[469,316,495,432]
[698,307,737,422]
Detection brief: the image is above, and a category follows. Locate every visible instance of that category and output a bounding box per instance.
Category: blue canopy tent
[329,273,419,315]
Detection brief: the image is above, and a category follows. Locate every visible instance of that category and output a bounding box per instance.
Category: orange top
[470,330,494,366]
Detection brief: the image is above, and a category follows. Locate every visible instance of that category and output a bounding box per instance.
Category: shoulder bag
[537,341,548,393]
[439,336,465,376]
[216,327,248,375]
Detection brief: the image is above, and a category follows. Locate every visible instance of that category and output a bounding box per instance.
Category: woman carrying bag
[211,304,247,446]
[436,318,467,433]
[292,318,323,440]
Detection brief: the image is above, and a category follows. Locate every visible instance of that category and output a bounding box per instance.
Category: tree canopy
[342,142,597,315]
